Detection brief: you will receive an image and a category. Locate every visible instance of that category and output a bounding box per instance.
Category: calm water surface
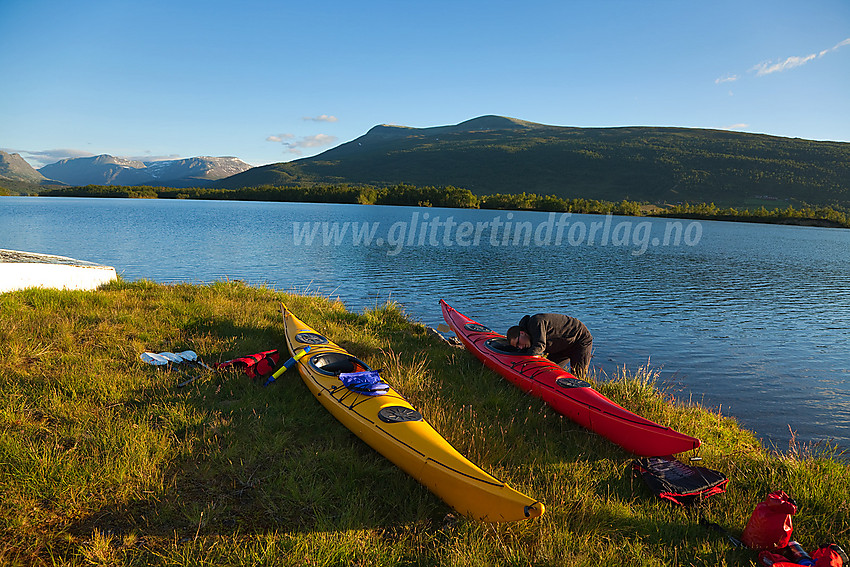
[3,196,849,451]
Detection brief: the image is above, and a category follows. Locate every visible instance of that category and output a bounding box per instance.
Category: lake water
[2,196,849,452]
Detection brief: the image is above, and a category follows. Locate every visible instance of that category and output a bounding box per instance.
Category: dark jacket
[518,313,592,357]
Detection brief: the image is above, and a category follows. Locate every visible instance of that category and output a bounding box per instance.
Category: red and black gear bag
[633,456,729,506]
[216,349,281,379]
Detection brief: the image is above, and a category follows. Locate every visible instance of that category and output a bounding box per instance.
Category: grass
[1,280,848,566]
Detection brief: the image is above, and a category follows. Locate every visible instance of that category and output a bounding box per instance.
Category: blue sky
[2,0,848,168]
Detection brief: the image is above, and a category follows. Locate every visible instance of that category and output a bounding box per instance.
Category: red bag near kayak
[742,491,797,550]
[216,349,280,379]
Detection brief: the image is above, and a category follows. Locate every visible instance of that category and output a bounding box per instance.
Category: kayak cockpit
[309,352,371,376]
[484,338,526,356]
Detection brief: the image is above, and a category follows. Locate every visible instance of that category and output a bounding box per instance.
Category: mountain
[38,155,252,188]
[1,150,49,183]
[216,115,850,208]
[143,156,253,185]
[39,155,150,186]
[0,150,64,194]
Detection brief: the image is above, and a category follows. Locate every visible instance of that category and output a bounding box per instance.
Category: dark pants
[550,340,592,378]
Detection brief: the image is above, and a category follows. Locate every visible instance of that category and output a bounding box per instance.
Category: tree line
[38,183,850,228]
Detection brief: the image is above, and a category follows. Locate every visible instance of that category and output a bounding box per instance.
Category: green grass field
[1,280,847,566]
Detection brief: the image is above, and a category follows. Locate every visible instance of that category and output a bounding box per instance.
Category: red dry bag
[216,349,281,379]
[812,544,849,567]
[742,491,798,550]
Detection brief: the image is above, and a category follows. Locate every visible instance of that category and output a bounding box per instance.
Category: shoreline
[15,184,850,229]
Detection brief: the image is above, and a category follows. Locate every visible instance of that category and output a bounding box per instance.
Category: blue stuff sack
[339,370,390,396]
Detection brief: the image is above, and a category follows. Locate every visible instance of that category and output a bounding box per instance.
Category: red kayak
[440,300,700,457]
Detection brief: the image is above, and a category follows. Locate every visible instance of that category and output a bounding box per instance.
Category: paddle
[158,352,184,364]
[263,302,311,386]
[173,350,213,370]
[263,346,311,386]
[141,350,210,367]
[139,350,211,387]
[140,351,170,366]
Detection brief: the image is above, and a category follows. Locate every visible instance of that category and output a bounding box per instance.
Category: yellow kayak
[281,305,544,523]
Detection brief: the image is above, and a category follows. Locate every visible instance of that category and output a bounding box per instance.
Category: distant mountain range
[4,116,849,207]
[216,115,850,208]
[0,151,251,192]
[38,154,252,188]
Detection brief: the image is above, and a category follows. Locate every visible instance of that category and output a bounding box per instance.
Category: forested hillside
[216,116,850,208]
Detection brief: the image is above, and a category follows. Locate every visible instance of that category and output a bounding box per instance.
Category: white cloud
[720,123,749,131]
[715,74,738,84]
[303,114,338,123]
[717,37,850,84]
[752,53,817,76]
[2,148,93,168]
[751,36,850,76]
[266,133,338,155]
[820,37,850,57]
[295,134,337,148]
[266,133,294,143]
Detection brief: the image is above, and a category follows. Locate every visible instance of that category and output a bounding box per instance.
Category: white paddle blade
[140,352,170,366]
[176,349,213,370]
[158,352,183,363]
[176,350,198,362]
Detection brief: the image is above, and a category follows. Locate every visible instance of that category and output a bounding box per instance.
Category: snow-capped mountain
[143,156,252,183]
[39,155,149,186]
[37,154,252,187]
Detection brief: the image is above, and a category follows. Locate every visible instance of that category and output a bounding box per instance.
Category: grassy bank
[1,281,847,566]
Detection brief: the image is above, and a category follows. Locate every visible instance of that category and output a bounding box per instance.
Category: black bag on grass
[633,456,729,506]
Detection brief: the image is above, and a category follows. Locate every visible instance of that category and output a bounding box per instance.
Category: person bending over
[507,313,593,378]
